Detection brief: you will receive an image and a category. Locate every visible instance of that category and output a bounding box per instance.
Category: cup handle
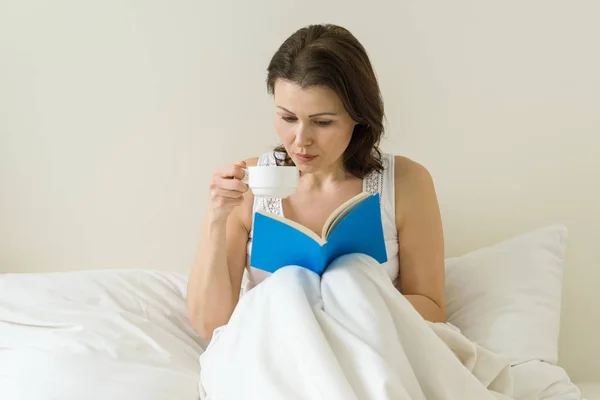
[241,168,249,184]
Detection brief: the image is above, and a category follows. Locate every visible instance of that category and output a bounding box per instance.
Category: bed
[0,225,590,399]
[0,269,207,400]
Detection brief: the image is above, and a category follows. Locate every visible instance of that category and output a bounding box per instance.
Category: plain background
[1,0,599,383]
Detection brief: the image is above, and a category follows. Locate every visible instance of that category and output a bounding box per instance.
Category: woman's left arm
[394,156,446,322]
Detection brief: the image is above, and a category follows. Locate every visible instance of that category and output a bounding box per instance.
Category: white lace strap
[258,152,277,166]
[363,153,395,212]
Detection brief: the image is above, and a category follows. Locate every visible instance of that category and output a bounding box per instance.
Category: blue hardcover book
[250,192,388,275]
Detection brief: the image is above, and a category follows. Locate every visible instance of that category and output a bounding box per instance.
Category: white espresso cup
[242,165,299,198]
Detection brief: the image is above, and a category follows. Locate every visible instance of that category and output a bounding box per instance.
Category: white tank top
[241,152,399,295]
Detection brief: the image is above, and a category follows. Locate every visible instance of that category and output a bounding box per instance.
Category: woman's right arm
[186,158,257,340]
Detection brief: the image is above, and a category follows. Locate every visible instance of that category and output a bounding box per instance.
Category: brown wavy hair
[266,24,385,178]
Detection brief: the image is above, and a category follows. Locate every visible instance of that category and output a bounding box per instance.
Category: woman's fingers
[209,160,250,216]
[211,187,245,199]
[216,176,248,193]
[218,163,246,181]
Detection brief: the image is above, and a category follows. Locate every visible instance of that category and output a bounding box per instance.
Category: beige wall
[1,0,598,382]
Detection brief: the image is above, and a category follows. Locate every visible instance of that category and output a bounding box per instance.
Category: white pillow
[445,224,567,365]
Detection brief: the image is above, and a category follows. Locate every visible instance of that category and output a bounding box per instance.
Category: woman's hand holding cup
[209,161,249,220]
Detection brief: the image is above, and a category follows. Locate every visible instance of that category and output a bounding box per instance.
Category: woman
[188,22,445,336]
[187,24,509,400]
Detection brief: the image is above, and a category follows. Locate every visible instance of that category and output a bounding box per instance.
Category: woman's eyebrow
[309,112,337,117]
[277,106,337,117]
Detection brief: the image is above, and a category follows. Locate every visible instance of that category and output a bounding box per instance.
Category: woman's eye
[315,120,332,127]
[282,116,297,123]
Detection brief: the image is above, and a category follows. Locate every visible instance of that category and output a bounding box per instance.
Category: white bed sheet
[511,360,582,399]
[0,269,207,400]
[0,268,585,400]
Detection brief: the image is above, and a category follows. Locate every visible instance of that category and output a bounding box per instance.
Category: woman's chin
[295,159,321,171]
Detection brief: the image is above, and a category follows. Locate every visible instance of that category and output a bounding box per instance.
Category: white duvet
[0,269,207,400]
[0,264,583,399]
[200,254,515,399]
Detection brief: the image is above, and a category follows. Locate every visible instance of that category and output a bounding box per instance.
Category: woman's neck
[298,161,353,192]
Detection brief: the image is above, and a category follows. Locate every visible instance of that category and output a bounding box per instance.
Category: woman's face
[273,79,357,173]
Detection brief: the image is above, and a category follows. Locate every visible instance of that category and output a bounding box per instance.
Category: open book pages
[254,192,373,245]
[322,192,371,238]
[254,211,325,244]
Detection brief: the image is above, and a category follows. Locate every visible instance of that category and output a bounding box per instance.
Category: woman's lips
[295,153,317,163]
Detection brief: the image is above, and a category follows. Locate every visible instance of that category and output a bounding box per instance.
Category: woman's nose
[294,124,314,147]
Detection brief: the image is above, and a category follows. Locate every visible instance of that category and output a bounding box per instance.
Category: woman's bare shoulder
[392,155,439,221]
[392,155,432,184]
